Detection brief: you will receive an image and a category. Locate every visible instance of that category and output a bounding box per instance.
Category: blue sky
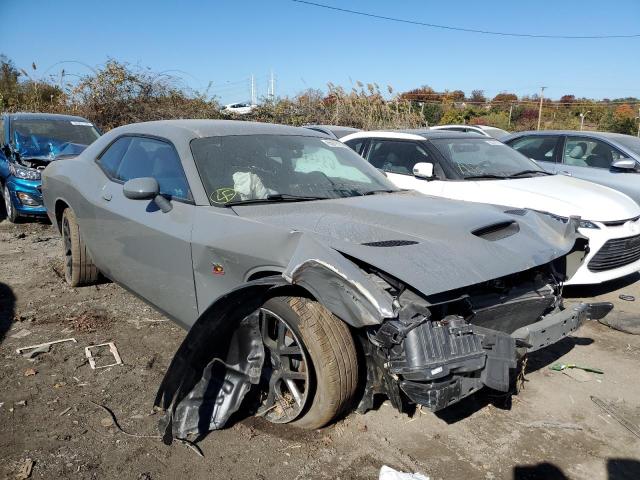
[2,0,639,103]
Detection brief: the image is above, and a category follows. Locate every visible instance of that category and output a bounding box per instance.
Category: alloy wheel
[257,308,310,423]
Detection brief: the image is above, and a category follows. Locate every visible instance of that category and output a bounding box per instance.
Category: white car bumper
[566,218,640,285]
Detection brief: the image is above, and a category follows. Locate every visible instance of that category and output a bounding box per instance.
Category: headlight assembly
[9,163,41,181]
[578,219,600,229]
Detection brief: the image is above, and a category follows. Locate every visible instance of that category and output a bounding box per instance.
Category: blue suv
[1,113,100,222]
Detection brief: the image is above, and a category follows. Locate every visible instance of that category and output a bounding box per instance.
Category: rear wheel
[3,184,19,223]
[257,297,358,429]
[61,208,99,287]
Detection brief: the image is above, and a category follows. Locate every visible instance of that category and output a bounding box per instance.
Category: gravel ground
[1,218,639,480]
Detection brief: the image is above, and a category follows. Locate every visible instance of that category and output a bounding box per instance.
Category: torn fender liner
[154,276,288,443]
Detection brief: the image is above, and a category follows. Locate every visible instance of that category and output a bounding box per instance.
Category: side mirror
[611,158,637,171]
[123,177,173,213]
[413,162,434,179]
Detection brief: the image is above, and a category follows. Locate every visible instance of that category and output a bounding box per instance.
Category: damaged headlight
[578,219,600,229]
[9,163,41,181]
[540,211,600,230]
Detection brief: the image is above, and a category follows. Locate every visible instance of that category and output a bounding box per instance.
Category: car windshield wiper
[463,174,508,180]
[225,193,329,206]
[360,189,398,195]
[507,169,553,178]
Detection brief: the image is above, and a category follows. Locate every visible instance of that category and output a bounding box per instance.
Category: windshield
[430,138,544,179]
[190,135,399,205]
[614,136,640,156]
[11,119,100,159]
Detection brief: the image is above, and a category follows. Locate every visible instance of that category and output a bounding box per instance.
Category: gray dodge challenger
[42,120,610,441]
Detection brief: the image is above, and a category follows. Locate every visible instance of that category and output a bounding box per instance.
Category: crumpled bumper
[388,302,613,412]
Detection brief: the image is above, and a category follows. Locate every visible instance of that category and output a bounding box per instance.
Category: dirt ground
[1,218,639,480]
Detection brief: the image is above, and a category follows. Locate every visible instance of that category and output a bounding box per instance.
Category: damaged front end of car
[356,265,612,414]
[154,213,612,442]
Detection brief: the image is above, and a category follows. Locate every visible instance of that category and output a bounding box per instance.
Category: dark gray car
[504,130,640,204]
[42,120,609,441]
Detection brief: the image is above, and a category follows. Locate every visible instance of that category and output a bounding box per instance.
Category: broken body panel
[156,194,610,441]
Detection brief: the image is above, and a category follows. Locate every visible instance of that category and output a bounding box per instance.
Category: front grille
[601,216,640,227]
[588,234,640,272]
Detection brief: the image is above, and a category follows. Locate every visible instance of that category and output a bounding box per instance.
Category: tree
[559,94,576,104]
[0,54,21,108]
[469,89,486,103]
[492,92,518,103]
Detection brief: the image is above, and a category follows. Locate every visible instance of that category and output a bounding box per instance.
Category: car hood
[443,175,640,222]
[233,191,579,297]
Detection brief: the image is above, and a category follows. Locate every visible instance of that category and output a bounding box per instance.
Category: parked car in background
[430,124,509,139]
[221,102,256,115]
[42,119,608,440]
[303,124,361,139]
[504,130,640,205]
[0,113,100,222]
[341,130,640,285]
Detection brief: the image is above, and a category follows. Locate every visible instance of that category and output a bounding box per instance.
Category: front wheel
[257,297,358,429]
[3,184,19,223]
[61,208,99,287]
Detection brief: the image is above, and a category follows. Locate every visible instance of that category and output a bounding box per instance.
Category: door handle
[560,170,572,176]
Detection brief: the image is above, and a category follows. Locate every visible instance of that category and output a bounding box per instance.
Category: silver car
[42,120,609,441]
[504,130,640,204]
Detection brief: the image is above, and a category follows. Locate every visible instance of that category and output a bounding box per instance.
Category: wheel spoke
[278,345,302,355]
[258,308,310,424]
[282,371,306,381]
[284,378,304,406]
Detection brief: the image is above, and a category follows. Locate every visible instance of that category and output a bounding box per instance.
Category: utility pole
[579,110,590,131]
[508,104,513,128]
[537,86,546,131]
[250,74,256,105]
[269,70,276,101]
[637,108,640,138]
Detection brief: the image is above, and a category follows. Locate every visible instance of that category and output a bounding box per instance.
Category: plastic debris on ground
[16,338,77,356]
[379,465,430,480]
[599,313,640,335]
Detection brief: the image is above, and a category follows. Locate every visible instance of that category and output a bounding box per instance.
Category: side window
[564,136,624,169]
[367,140,435,175]
[97,137,132,178]
[509,135,561,162]
[100,136,192,200]
[343,138,365,155]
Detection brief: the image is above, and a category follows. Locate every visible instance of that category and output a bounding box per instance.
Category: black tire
[3,184,20,223]
[261,297,358,429]
[61,208,99,287]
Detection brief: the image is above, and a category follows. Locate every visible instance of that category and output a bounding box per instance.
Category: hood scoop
[361,239,419,247]
[472,221,520,241]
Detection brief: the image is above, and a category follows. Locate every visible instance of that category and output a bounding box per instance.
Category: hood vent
[504,208,528,216]
[472,221,520,241]
[362,239,419,247]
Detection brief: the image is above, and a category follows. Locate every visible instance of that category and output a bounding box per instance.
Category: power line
[291,1,640,39]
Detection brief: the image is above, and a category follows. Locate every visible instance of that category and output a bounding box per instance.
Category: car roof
[431,124,483,130]
[341,129,486,142]
[504,130,635,141]
[5,112,93,122]
[107,119,328,140]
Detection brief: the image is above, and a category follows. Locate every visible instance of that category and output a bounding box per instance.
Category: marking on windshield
[70,121,93,126]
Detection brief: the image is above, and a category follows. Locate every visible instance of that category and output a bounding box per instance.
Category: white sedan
[341,130,640,285]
